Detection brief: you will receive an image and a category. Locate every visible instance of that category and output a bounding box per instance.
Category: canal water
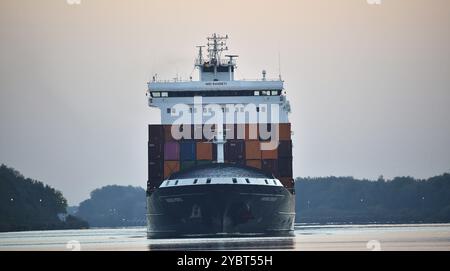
[1,223,449,251]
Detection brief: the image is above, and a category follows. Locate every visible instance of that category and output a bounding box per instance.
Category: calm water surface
[1,224,450,251]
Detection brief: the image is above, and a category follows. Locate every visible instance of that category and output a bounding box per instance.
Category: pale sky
[1,0,449,204]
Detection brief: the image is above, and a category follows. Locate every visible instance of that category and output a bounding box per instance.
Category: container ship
[145,34,295,238]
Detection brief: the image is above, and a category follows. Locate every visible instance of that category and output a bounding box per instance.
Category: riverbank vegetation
[296,173,450,224]
[0,164,88,232]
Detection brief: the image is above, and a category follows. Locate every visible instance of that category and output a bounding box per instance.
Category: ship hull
[146,184,295,238]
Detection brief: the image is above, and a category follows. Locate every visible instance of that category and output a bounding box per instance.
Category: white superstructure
[146,34,291,125]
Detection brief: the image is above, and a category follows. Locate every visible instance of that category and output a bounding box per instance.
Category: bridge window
[232,178,237,184]
[157,90,282,98]
[151,92,161,97]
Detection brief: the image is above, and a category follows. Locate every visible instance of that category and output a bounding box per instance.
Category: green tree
[0,164,88,232]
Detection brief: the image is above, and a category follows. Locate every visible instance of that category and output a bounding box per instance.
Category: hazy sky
[1,0,449,204]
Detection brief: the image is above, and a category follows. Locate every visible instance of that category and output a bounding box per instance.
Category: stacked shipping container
[148,123,294,193]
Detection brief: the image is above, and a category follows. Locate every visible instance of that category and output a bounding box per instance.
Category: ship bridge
[146,33,290,125]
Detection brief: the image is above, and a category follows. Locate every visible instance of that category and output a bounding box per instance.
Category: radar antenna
[196,45,205,65]
[207,33,229,65]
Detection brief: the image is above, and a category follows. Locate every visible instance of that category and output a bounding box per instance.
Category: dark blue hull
[146,184,295,238]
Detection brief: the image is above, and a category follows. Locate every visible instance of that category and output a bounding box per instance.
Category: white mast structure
[205,34,228,163]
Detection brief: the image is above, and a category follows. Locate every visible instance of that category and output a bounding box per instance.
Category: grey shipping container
[149,125,164,141]
[261,159,278,177]
[148,160,163,179]
[278,140,293,158]
[278,157,293,177]
[148,141,164,160]
[224,140,245,161]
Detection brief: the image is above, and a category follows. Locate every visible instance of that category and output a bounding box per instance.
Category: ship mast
[196,34,230,163]
[207,33,228,66]
[214,127,225,163]
[196,33,237,81]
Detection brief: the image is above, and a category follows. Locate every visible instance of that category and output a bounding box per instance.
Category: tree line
[75,185,147,227]
[295,173,450,223]
[0,164,88,232]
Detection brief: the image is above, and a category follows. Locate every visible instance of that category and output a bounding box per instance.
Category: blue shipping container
[180,141,196,161]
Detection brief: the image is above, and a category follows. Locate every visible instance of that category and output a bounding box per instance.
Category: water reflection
[148,237,295,250]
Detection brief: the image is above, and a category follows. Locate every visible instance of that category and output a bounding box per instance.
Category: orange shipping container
[245,140,261,159]
[196,142,213,160]
[278,123,291,141]
[261,147,278,159]
[246,159,262,169]
[164,161,180,178]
